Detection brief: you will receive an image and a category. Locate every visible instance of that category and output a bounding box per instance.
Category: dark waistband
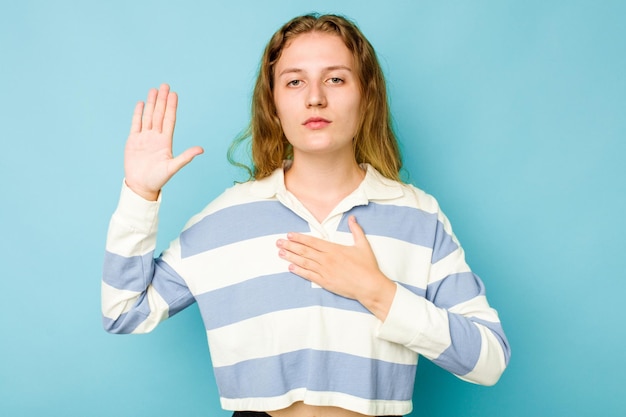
[232,412,402,417]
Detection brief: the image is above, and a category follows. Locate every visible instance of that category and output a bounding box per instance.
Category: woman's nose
[306,82,327,107]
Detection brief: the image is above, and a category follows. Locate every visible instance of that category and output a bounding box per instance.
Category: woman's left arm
[277,215,397,320]
[276,215,510,386]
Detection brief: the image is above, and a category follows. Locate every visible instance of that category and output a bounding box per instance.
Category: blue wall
[1,1,624,416]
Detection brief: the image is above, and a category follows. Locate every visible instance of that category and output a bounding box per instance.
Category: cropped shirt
[102,164,510,416]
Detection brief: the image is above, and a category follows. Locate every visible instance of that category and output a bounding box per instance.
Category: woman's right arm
[101,85,203,334]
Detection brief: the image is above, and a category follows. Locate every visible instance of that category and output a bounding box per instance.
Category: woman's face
[273,32,361,161]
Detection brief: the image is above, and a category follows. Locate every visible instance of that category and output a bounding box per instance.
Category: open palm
[124,84,203,201]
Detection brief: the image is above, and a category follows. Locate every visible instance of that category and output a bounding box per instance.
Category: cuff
[112,180,162,234]
[377,283,450,358]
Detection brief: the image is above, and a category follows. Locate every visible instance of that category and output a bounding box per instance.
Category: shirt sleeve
[101,181,195,334]
[377,206,511,386]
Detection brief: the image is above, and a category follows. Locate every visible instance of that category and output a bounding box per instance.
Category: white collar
[249,162,404,202]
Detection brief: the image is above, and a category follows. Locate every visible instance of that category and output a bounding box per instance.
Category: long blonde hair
[228,13,402,181]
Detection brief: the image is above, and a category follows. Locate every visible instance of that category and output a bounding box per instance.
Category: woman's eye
[328,77,344,84]
[287,80,301,87]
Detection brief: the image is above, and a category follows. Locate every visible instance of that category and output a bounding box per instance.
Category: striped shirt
[102,164,510,416]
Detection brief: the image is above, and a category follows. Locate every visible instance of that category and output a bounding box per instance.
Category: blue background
[1,1,624,416]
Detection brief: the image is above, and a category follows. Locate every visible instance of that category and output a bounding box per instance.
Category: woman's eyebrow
[277,65,353,77]
[277,68,304,77]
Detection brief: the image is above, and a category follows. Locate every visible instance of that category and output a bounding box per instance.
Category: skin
[271,33,397,417]
[122,32,396,417]
[272,32,396,323]
[273,32,361,165]
[124,84,203,201]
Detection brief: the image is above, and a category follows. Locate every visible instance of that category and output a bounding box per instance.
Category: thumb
[170,146,204,174]
[348,216,369,247]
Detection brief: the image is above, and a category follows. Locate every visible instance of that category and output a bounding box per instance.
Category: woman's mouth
[303,117,331,129]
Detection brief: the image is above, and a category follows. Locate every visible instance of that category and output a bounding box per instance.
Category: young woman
[102,14,510,417]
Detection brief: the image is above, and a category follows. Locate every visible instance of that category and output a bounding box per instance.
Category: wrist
[361,275,396,322]
[124,179,160,201]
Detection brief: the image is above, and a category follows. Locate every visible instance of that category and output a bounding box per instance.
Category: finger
[141,87,158,130]
[169,146,204,175]
[152,84,170,132]
[286,232,332,252]
[130,101,144,134]
[162,91,178,137]
[287,262,321,284]
[280,247,321,275]
[279,238,326,263]
[347,216,368,247]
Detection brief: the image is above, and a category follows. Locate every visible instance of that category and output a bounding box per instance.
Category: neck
[286,154,364,191]
[284,154,365,222]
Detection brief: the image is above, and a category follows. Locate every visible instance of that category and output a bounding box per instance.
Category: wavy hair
[228,13,402,181]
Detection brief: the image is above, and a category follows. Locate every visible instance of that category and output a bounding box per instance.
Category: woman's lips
[303,117,331,129]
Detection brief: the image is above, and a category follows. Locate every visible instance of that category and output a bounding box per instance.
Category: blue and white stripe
[102,165,510,415]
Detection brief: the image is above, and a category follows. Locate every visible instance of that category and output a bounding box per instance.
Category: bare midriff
[268,402,369,417]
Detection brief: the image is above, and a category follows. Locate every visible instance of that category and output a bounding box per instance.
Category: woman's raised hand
[124,84,204,201]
